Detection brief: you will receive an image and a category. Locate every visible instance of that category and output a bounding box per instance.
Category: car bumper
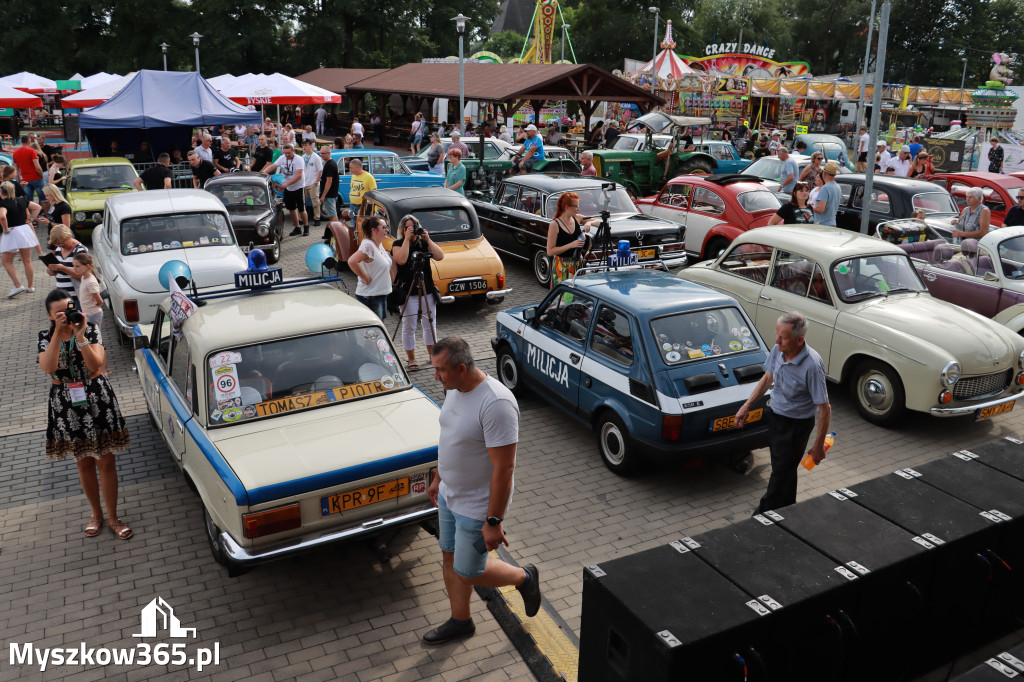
[218,503,438,566]
[634,421,772,462]
[930,392,1024,417]
[439,287,513,303]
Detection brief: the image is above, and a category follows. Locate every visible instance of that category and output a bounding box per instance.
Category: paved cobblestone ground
[2,197,1023,681]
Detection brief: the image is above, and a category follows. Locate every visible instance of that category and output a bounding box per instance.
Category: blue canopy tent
[79,70,262,160]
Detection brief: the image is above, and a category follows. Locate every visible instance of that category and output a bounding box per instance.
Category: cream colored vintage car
[680,225,1024,426]
[134,277,440,575]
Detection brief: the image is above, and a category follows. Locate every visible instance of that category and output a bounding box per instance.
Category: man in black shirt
[1006,190,1024,227]
[212,137,239,174]
[188,150,219,189]
[134,153,174,190]
[318,145,340,223]
[250,135,273,173]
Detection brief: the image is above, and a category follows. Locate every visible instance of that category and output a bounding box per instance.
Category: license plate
[448,278,488,293]
[321,477,410,516]
[709,408,763,433]
[635,248,656,259]
[977,401,1015,421]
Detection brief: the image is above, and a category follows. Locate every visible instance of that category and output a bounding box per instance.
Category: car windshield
[206,327,410,426]
[546,187,636,217]
[832,253,926,302]
[411,208,477,242]
[998,235,1024,279]
[207,183,270,208]
[120,213,234,255]
[650,307,760,365]
[69,165,137,192]
[737,190,781,213]
[743,157,783,181]
[612,135,641,151]
[911,192,958,215]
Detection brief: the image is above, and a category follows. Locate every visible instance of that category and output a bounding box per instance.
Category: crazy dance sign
[683,52,812,79]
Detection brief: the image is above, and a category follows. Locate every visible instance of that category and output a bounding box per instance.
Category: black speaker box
[579,542,768,682]
[950,639,1024,680]
[960,436,1024,484]
[767,492,933,680]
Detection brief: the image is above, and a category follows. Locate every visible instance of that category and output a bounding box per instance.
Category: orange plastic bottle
[802,431,836,471]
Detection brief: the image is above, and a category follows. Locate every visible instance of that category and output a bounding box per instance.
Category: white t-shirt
[234,125,247,138]
[354,239,392,297]
[890,156,911,177]
[302,151,323,187]
[277,154,303,188]
[858,133,870,153]
[79,274,102,316]
[438,375,520,520]
[878,149,892,172]
[351,121,364,136]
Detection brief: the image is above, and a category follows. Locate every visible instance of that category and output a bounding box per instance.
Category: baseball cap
[771,130,780,137]
[876,140,887,147]
[899,145,911,153]
[525,124,538,131]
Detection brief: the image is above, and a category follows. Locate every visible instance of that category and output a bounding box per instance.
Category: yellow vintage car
[133,269,440,575]
[329,187,511,304]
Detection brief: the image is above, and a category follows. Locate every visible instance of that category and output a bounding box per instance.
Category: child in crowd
[73,253,103,326]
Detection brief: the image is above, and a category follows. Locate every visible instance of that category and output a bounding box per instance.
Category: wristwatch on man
[485,516,503,527]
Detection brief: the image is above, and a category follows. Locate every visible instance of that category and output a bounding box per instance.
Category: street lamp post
[855,0,877,131]
[453,14,468,135]
[190,32,203,74]
[561,24,570,63]
[648,7,659,94]
[960,57,969,91]
[159,43,169,71]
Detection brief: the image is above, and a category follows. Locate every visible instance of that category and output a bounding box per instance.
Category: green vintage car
[590,112,719,197]
[66,157,139,239]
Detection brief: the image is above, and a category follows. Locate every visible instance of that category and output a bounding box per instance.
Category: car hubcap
[204,511,219,548]
[860,374,892,413]
[534,253,550,284]
[499,355,517,388]
[601,422,625,465]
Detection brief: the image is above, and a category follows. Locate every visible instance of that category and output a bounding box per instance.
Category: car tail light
[662,415,682,441]
[497,272,505,289]
[124,300,140,324]
[242,503,301,539]
[938,390,953,404]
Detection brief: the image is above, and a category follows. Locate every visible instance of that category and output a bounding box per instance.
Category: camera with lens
[413,225,425,236]
[64,300,84,325]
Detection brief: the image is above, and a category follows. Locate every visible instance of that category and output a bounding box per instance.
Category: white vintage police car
[492,267,772,474]
[134,253,440,575]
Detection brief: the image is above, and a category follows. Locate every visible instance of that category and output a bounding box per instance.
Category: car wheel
[532,249,552,288]
[596,411,639,475]
[677,158,714,175]
[704,237,730,260]
[851,360,906,427]
[496,346,527,396]
[203,506,248,577]
[265,241,281,265]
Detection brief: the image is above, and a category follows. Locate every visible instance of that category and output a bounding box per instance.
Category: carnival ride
[517,0,574,64]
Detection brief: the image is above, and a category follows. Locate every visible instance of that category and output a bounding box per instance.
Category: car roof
[982,224,1024,247]
[365,186,474,210]
[836,174,945,192]
[70,156,135,168]
[330,149,400,157]
[205,172,269,186]
[665,174,769,192]
[934,172,1024,188]
[107,188,227,218]
[795,134,846,144]
[499,175,624,193]
[178,284,382,355]
[735,225,904,259]
[567,269,738,317]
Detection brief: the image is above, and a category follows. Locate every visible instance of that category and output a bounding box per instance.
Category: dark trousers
[754,409,816,515]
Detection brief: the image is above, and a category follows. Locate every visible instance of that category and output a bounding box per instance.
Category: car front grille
[953,369,1012,401]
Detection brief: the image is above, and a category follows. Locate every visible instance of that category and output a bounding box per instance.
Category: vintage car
[680,225,1024,426]
[66,157,140,238]
[330,187,511,304]
[91,190,247,336]
[133,271,439,575]
[590,112,720,197]
[793,133,854,170]
[694,141,751,174]
[473,175,686,287]
[329,149,443,196]
[930,172,1024,227]
[402,136,514,172]
[205,172,285,264]
[741,153,850,193]
[833,174,960,237]
[885,221,1024,334]
[636,174,781,261]
[492,268,772,474]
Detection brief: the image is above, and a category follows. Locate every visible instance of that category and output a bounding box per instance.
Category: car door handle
[569,353,581,364]
[759,294,772,301]
[922,272,937,282]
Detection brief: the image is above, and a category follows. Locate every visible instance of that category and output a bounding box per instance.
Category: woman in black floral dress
[38,289,132,539]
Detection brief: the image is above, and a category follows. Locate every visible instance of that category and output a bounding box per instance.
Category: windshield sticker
[838,265,850,274]
[210,351,243,368]
[729,340,742,351]
[138,244,148,253]
[384,354,396,365]
[183,240,195,247]
[223,407,243,422]
[381,376,395,389]
[170,240,181,248]
[740,327,751,337]
[712,345,722,355]
[210,409,222,422]
[731,327,740,336]
[218,397,241,409]
[130,247,138,253]
[242,405,257,418]
[742,337,756,348]
[377,339,389,351]
[666,351,681,362]
[846,288,856,296]
[662,342,672,351]
[213,364,241,402]
[199,236,210,245]
[254,380,388,417]
[152,242,163,251]
[701,344,712,355]
[687,349,704,359]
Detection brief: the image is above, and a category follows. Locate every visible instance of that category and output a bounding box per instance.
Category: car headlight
[256,222,270,237]
[91,212,102,222]
[74,211,86,221]
[1018,348,1024,369]
[940,361,961,387]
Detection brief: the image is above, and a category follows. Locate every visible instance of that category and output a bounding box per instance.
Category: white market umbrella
[78,72,122,90]
[0,82,43,108]
[61,72,135,108]
[219,72,341,105]
[206,73,237,90]
[0,71,58,93]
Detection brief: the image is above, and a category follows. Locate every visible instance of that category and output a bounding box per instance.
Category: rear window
[410,208,476,241]
[736,190,781,213]
[650,307,760,365]
[121,213,233,255]
[69,164,137,191]
[206,327,410,426]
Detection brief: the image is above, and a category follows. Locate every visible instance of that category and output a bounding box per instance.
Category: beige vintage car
[680,225,1024,426]
[134,278,440,575]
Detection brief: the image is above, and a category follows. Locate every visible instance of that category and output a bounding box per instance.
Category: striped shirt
[55,242,88,299]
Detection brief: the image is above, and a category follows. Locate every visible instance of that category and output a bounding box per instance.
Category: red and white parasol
[61,73,134,109]
[218,72,341,105]
[0,71,58,94]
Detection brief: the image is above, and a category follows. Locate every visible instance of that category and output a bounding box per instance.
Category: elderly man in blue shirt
[734,311,831,514]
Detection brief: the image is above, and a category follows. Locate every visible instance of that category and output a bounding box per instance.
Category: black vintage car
[204,172,285,264]
[834,174,960,239]
[471,175,687,287]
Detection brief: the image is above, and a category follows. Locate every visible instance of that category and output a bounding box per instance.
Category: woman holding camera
[546,192,600,288]
[38,289,131,539]
[391,215,444,371]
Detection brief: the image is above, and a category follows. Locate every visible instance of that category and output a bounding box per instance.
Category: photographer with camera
[38,289,132,540]
[391,215,444,371]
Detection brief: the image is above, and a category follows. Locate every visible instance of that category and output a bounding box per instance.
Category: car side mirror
[984,271,999,282]
[130,334,149,351]
[523,306,537,322]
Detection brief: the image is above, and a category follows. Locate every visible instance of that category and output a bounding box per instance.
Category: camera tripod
[392,267,437,360]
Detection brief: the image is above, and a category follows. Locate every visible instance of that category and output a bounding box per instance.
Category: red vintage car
[930,172,1024,227]
[636,174,781,261]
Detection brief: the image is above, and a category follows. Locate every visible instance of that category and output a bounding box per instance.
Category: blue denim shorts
[437,494,488,578]
[321,196,337,219]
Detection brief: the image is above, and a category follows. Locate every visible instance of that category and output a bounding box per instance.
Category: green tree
[477,30,529,62]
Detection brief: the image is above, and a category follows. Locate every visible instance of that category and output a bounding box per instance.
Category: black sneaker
[302,228,309,236]
[288,227,302,237]
[516,564,541,617]
[314,219,321,227]
[422,618,475,645]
